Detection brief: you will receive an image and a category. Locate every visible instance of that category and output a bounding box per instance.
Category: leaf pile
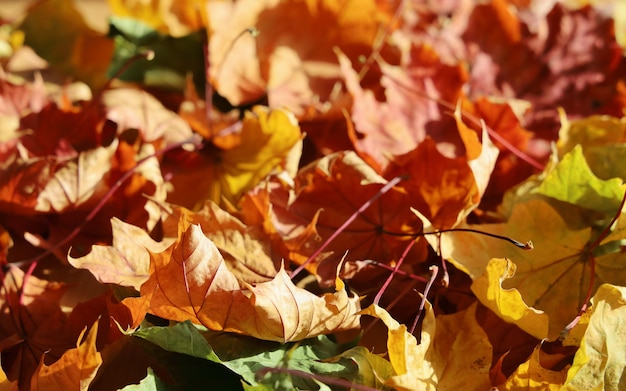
[1,0,626,390]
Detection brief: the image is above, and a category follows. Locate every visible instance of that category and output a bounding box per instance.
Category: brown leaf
[385,110,498,229]
[163,201,279,284]
[241,151,425,287]
[140,222,360,342]
[463,1,626,134]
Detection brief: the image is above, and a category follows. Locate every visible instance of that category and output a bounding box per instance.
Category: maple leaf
[68,217,169,290]
[556,113,626,181]
[139,222,360,342]
[102,87,194,145]
[28,320,102,391]
[361,302,437,390]
[164,105,301,208]
[419,195,626,340]
[240,151,425,287]
[208,0,391,116]
[338,42,467,172]
[163,201,280,284]
[384,108,498,229]
[500,343,570,390]
[561,284,626,391]
[471,258,550,339]
[108,0,206,37]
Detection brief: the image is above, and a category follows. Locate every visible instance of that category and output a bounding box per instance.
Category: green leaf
[107,16,205,92]
[536,144,624,212]
[118,368,158,391]
[132,327,243,391]
[206,332,358,390]
[133,320,221,362]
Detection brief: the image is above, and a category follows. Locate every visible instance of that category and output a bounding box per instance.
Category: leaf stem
[373,238,416,306]
[410,265,438,335]
[382,227,533,250]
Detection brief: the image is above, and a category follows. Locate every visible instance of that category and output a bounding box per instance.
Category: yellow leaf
[432,302,493,390]
[166,106,301,208]
[29,321,102,391]
[501,343,568,390]
[360,303,437,391]
[471,258,550,339]
[562,284,626,391]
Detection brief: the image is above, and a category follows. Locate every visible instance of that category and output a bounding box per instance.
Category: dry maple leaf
[338,41,468,172]
[418,197,626,340]
[384,108,498,229]
[68,217,170,290]
[19,0,114,90]
[361,302,437,390]
[500,343,569,390]
[164,105,301,208]
[109,0,206,36]
[240,151,425,288]
[208,0,391,117]
[140,221,360,342]
[162,201,280,284]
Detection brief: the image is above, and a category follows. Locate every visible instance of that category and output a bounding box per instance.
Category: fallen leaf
[108,0,205,36]
[561,284,626,391]
[431,302,493,390]
[500,343,569,390]
[68,217,169,290]
[536,144,624,213]
[361,302,437,390]
[418,198,598,339]
[164,105,301,208]
[241,151,425,287]
[140,222,360,342]
[471,258,549,339]
[162,201,279,283]
[0,266,77,389]
[384,108,498,229]
[29,320,102,391]
[463,1,626,134]
[338,42,467,172]
[208,0,391,116]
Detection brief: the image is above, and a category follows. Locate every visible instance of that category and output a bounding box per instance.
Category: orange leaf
[163,201,279,284]
[68,217,170,290]
[208,0,390,116]
[140,222,360,342]
[29,321,102,391]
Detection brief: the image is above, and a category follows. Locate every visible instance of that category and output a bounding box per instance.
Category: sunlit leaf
[561,284,626,391]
